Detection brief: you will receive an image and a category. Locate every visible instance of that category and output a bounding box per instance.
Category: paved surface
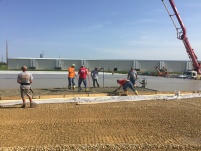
[0,71,201,92]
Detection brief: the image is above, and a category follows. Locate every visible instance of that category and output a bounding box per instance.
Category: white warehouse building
[8,58,195,73]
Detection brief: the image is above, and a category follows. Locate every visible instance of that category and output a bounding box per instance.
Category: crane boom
[162,0,201,74]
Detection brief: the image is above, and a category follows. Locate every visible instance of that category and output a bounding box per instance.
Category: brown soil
[0,87,158,100]
[0,87,201,150]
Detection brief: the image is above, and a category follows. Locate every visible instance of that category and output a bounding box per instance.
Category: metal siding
[60,60,82,70]
[163,61,187,72]
[7,58,196,73]
[35,59,55,70]
[8,59,30,70]
[138,61,160,72]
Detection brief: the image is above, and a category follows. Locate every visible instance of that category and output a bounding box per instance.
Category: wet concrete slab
[0,71,201,92]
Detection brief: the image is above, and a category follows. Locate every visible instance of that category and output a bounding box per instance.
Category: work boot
[21,104,26,108]
[30,103,36,108]
[78,88,82,92]
[134,90,139,95]
[124,90,128,96]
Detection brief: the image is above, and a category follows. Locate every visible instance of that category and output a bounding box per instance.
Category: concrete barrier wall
[8,58,194,73]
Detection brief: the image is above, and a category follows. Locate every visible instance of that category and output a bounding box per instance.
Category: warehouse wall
[8,58,194,73]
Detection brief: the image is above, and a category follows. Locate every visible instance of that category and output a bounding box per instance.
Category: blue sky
[0,0,201,61]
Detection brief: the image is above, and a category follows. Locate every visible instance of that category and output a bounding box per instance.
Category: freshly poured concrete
[0,71,201,92]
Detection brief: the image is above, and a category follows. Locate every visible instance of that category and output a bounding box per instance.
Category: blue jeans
[68,77,75,88]
[92,78,100,87]
[129,77,136,85]
[78,78,87,90]
[123,81,135,91]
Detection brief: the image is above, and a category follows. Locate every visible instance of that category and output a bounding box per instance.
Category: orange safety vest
[68,67,76,78]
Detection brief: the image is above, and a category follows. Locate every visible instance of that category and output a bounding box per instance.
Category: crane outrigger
[162,0,201,79]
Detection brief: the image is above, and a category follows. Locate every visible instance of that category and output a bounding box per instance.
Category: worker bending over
[114,79,138,95]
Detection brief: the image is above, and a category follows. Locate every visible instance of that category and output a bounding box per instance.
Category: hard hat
[72,64,76,67]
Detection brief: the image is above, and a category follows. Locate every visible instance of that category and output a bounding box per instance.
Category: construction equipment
[156,67,162,76]
[156,66,169,77]
[177,70,197,79]
[162,0,201,79]
[136,78,147,88]
[162,66,168,74]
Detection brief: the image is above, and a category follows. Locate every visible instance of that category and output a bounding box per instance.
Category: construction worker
[91,67,103,88]
[127,67,138,87]
[78,65,89,92]
[68,64,76,89]
[113,79,138,95]
[17,65,34,108]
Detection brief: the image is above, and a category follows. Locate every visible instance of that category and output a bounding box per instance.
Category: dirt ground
[0,87,159,100]
[0,87,201,150]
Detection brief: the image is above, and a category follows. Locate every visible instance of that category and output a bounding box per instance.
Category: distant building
[7,58,196,73]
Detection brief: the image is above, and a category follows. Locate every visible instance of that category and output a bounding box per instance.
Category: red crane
[162,0,201,74]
